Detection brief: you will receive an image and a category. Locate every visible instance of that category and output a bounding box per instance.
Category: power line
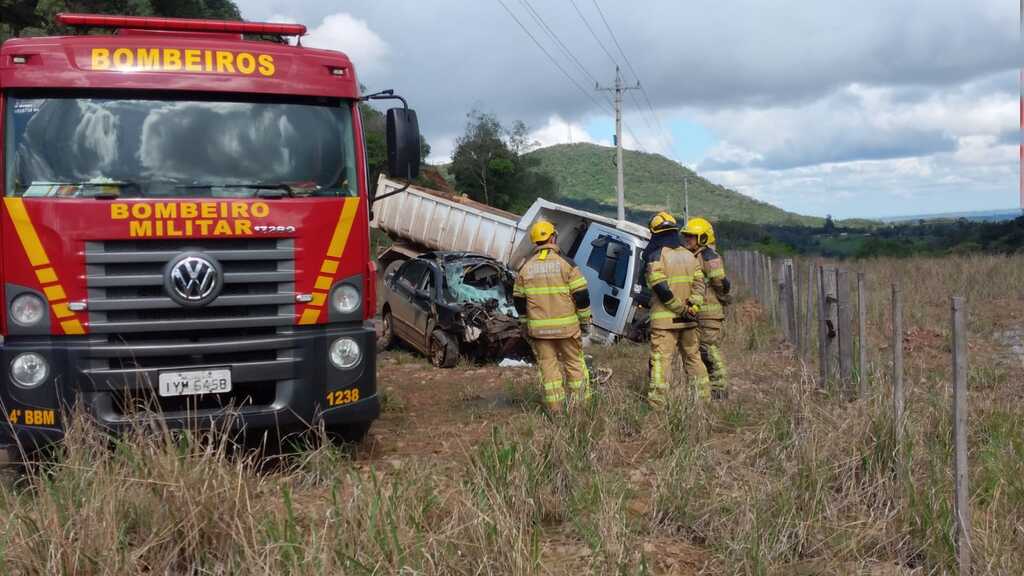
[568,0,619,67]
[519,0,599,86]
[589,0,675,155]
[494,0,613,116]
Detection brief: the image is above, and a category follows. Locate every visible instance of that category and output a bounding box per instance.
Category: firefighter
[645,212,709,405]
[681,217,732,399]
[512,221,592,413]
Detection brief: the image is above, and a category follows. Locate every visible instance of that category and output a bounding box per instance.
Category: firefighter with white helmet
[644,211,709,404]
[513,220,592,413]
[681,216,732,399]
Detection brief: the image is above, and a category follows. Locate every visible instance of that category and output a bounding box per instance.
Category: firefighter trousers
[649,327,709,405]
[699,319,728,392]
[531,336,591,410]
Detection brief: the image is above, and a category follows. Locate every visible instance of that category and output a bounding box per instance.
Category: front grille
[86,238,296,333]
[82,239,300,415]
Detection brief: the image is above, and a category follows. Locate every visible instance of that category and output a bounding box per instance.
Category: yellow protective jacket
[646,243,705,330]
[513,245,591,339]
[696,245,729,321]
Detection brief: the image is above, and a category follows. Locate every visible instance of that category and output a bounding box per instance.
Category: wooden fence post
[819,264,827,385]
[951,296,971,574]
[836,269,854,393]
[892,284,904,448]
[857,272,868,397]
[765,256,775,323]
[804,261,816,361]
[780,259,794,343]
[786,259,799,349]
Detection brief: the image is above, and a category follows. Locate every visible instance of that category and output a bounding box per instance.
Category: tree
[450,110,555,212]
[823,214,836,233]
[2,0,242,41]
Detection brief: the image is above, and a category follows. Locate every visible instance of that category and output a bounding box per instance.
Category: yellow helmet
[530,220,556,244]
[648,211,678,234]
[681,216,715,246]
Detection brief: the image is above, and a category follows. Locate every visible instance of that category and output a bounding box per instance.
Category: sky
[236,0,1020,219]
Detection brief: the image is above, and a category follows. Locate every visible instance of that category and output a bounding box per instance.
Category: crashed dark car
[378,252,528,367]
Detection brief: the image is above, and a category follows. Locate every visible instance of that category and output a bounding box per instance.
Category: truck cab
[0,14,421,455]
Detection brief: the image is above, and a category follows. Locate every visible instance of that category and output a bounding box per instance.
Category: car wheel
[328,421,372,445]
[378,307,395,350]
[429,329,459,368]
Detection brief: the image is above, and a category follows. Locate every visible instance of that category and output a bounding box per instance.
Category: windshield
[4,93,358,198]
[443,260,518,317]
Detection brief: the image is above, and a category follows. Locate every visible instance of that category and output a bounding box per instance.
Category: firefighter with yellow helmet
[644,211,709,405]
[681,216,732,399]
[513,220,592,413]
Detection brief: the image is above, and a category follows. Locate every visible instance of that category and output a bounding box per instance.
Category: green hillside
[526,143,821,226]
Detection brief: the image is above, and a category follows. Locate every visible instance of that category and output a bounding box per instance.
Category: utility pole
[684,179,690,223]
[597,66,640,222]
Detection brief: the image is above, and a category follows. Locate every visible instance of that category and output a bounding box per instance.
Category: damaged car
[378,252,528,367]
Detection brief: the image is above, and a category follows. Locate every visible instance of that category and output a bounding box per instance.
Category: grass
[1,253,1022,574]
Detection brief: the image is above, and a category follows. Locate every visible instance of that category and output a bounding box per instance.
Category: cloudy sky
[237,0,1019,219]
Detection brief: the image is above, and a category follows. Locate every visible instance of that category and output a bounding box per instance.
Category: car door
[573,224,640,336]
[409,263,439,350]
[390,260,429,348]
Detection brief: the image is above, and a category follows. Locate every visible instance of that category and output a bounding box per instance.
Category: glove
[721,277,732,294]
[580,322,593,337]
[683,300,701,321]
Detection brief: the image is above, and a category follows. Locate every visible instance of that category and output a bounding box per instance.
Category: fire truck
[0,13,421,456]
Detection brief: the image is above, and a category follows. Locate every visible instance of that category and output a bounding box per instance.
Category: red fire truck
[0,13,421,455]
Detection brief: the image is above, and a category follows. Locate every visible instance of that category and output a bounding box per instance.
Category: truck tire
[329,421,372,445]
[378,307,395,350]
[429,329,459,368]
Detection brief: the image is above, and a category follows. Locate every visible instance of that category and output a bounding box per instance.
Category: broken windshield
[443,260,518,317]
[4,92,358,198]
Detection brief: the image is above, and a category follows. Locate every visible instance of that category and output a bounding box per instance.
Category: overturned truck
[372,177,653,362]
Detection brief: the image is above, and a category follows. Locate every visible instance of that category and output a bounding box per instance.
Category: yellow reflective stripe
[522,285,570,295]
[646,271,667,286]
[4,198,50,267]
[689,294,705,306]
[667,275,693,283]
[567,276,587,291]
[650,311,678,320]
[527,314,579,328]
[650,352,664,386]
[543,380,563,390]
[694,269,704,278]
[707,267,726,279]
[700,303,723,313]
[576,308,592,319]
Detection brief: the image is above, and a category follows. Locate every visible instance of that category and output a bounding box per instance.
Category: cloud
[234,0,1019,216]
[304,13,390,79]
[528,115,608,149]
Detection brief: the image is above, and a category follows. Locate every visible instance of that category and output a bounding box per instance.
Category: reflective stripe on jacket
[513,245,590,339]
[646,244,705,330]
[697,245,727,321]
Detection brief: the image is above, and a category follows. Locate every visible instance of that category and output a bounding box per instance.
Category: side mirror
[386,108,421,181]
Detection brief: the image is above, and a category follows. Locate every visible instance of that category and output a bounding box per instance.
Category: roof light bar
[55,13,306,36]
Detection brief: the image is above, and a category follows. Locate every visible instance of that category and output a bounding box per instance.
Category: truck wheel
[329,421,372,445]
[378,308,395,350]
[429,329,459,368]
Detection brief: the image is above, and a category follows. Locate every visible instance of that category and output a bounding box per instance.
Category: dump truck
[0,13,424,459]
[372,177,651,342]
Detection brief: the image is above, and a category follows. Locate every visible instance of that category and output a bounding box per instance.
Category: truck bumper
[0,323,378,451]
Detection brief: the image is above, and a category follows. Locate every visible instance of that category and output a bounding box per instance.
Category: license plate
[158,368,232,397]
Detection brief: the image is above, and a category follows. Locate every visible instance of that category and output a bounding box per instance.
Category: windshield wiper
[176,182,310,198]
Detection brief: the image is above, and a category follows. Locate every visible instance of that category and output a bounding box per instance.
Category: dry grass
[0,254,1021,574]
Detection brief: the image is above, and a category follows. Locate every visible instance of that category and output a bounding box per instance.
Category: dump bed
[372,178,524,262]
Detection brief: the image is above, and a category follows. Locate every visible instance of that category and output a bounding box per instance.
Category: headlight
[10,293,46,327]
[329,337,361,369]
[331,284,360,314]
[11,352,49,388]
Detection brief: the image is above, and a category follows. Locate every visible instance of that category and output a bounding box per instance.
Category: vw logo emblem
[165,253,223,307]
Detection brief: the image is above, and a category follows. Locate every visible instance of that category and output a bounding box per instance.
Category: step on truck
[0,13,422,456]
[372,177,652,343]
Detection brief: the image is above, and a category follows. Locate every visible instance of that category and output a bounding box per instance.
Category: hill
[525,143,821,226]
